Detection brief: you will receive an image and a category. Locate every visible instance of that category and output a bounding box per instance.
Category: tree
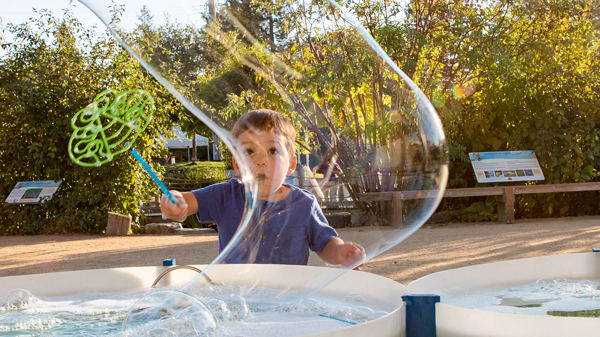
[190,1,449,218]
[446,0,600,216]
[130,2,286,162]
[133,7,252,159]
[71,0,600,223]
[205,0,600,219]
[0,8,181,234]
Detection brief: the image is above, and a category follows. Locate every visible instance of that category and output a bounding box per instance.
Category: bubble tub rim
[0,264,407,337]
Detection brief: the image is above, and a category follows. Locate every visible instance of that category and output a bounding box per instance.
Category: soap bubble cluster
[1,285,390,335]
[0,289,38,312]
[518,278,600,300]
[123,291,218,336]
[266,292,389,324]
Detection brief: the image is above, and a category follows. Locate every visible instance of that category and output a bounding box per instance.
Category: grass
[163,161,226,171]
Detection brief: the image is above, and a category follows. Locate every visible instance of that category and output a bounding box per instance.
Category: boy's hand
[339,242,366,270]
[160,190,189,222]
[317,237,366,270]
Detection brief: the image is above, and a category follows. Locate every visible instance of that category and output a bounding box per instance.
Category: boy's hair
[232,109,296,155]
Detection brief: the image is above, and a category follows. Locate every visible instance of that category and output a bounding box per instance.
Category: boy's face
[232,129,296,200]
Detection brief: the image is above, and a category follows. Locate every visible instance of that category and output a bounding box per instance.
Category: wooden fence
[359,182,600,225]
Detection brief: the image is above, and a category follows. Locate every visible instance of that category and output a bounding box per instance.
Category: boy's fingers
[348,242,365,257]
[161,192,184,205]
[341,242,366,267]
[159,192,188,222]
[353,264,363,271]
[170,203,189,222]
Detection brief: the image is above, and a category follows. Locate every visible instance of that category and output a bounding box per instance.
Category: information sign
[469,151,544,183]
[5,181,62,205]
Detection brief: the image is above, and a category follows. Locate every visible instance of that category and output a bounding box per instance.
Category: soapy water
[442,278,600,316]
[0,286,394,336]
[71,0,447,334]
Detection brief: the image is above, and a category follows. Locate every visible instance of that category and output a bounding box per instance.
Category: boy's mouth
[256,174,267,181]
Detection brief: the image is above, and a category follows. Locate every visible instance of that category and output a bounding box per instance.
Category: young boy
[160,109,365,268]
[312,156,344,202]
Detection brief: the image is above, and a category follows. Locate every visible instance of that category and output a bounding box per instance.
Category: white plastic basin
[408,252,600,337]
[0,264,407,336]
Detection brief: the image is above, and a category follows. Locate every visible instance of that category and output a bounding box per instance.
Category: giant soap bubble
[77,0,448,334]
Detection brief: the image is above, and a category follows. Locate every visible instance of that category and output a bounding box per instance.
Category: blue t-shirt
[192,179,337,265]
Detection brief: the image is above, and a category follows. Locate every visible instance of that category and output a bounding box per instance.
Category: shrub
[460,201,498,222]
[0,9,182,234]
[164,161,227,181]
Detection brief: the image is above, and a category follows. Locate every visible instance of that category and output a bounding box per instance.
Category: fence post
[496,187,515,223]
[392,192,403,227]
[296,164,304,189]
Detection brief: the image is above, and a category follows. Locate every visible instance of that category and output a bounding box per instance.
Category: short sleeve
[307,195,338,252]
[192,180,234,223]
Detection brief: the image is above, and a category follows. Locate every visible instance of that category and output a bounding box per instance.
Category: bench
[139,194,217,231]
[359,182,600,225]
[139,195,165,224]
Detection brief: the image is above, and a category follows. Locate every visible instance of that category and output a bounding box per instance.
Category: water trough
[408,252,600,337]
[0,264,407,336]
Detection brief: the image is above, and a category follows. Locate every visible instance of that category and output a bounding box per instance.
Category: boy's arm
[333,163,343,175]
[160,190,199,222]
[316,237,366,270]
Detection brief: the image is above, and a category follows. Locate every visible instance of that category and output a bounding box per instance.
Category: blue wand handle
[130,148,178,205]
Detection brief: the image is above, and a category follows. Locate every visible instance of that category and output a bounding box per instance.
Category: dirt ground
[1,216,600,286]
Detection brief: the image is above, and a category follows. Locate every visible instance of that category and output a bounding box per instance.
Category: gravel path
[1,216,599,286]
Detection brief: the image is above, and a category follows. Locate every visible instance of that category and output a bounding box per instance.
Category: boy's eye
[244,149,254,155]
[268,147,278,154]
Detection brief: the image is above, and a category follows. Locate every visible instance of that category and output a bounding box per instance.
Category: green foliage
[164,161,227,181]
[162,161,228,192]
[332,0,600,218]
[0,9,180,234]
[183,214,217,230]
[2,0,599,233]
[134,11,218,141]
[442,0,600,217]
[460,201,498,222]
[220,142,235,170]
[188,0,600,218]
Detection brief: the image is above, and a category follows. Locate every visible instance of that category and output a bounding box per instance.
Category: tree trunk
[192,133,197,162]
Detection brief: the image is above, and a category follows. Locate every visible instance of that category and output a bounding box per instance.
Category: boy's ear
[287,154,297,175]
[232,157,242,176]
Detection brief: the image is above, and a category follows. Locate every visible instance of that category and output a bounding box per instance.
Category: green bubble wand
[68,89,178,205]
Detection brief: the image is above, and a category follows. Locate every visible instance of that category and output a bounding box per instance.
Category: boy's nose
[253,151,267,166]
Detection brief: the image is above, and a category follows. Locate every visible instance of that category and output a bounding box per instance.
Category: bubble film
[123,291,218,336]
[76,0,448,331]
[0,289,38,312]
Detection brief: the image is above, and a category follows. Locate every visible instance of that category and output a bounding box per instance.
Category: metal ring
[151,265,212,287]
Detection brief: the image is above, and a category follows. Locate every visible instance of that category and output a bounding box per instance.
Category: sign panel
[469,151,544,183]
[5,181,62,205]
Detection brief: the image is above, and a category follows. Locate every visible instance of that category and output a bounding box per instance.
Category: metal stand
[152,265,212,287]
